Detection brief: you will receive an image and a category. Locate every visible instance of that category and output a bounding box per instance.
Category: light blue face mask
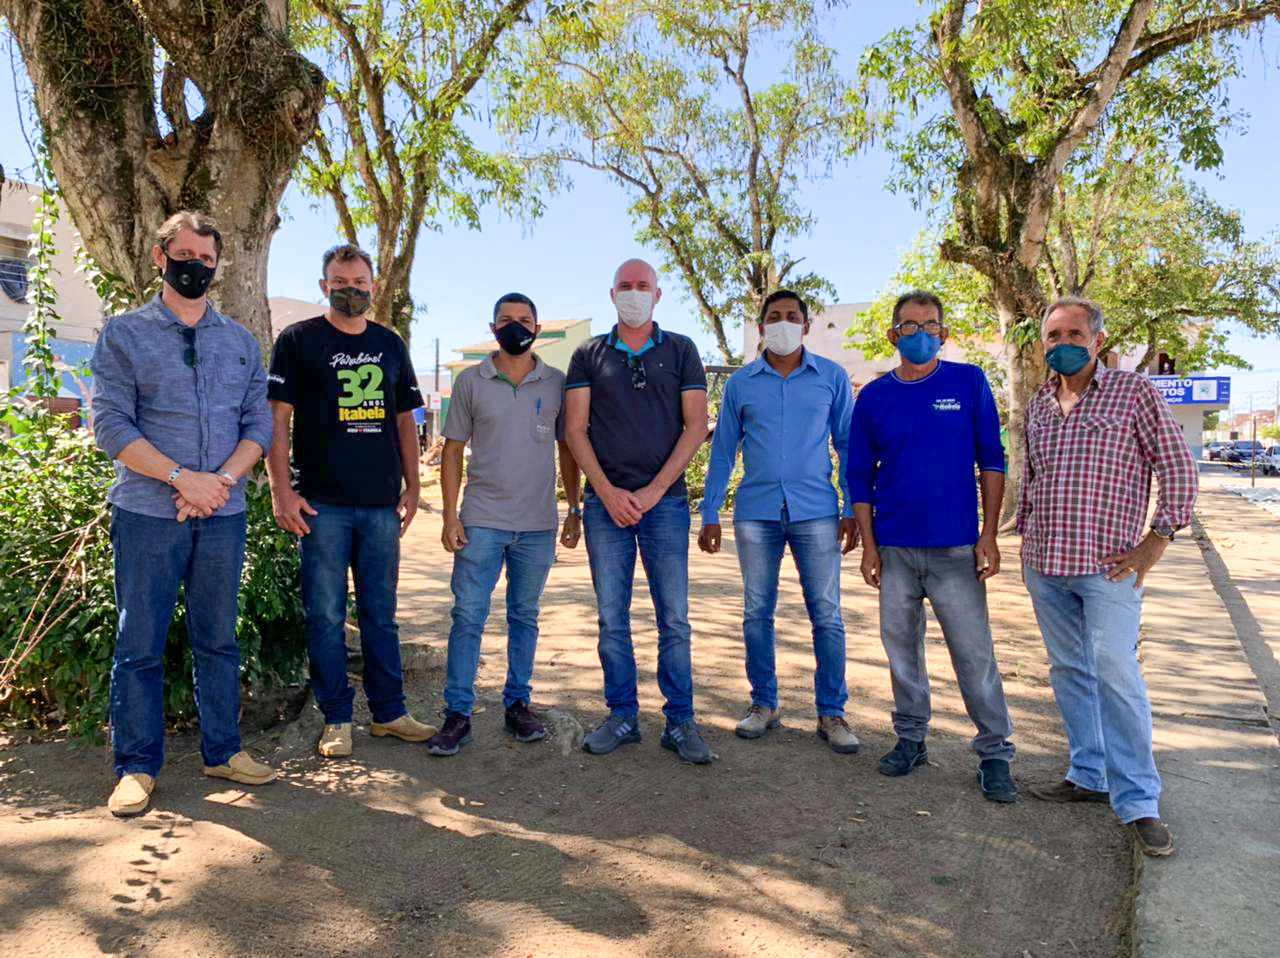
[898,330,941,365]
[1046,343,1092,376]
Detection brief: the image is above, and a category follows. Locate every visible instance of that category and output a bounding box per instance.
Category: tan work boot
[317,722,353,758]
[734,704,781,739]
[107,773,155,817]
[203,751,278,785]
[817,715,861,754]
[371,713,437,743]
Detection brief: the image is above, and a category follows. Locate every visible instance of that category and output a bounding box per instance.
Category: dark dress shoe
[1029,779,1109,803]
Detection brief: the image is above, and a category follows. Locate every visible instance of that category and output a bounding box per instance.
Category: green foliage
[291,0,546,338]
[0,177,307,740]
[505,0,852,361]
[1261,422,1280,443]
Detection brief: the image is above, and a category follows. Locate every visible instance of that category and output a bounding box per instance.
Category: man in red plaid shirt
[1017,295,1197,859]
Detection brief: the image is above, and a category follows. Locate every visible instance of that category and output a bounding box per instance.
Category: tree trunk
[991,269,1048,526]
[3,0,324,353]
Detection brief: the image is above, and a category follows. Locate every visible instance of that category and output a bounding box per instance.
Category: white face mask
[763,321,804,356]
[614,289,654,328]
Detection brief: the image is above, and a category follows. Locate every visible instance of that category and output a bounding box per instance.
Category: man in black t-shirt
[265,244,436,759]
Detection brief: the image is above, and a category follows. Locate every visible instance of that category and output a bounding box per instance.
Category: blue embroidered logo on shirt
[933,398,962,411]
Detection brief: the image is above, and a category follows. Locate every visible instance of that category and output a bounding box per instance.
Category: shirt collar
[478,351,550,382]
[607,322,664,354]
[150,293,224,328]
[1044,360,1109,397]
[748,347,817,377]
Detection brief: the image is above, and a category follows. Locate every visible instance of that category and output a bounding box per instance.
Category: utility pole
[433,337,440,392]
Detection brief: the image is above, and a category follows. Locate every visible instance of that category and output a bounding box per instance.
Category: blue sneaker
[977,758,1017,803]
[582,713,641,755]
[661,719,712,765]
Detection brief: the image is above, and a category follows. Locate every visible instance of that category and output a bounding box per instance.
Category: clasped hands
[172,470,236,522]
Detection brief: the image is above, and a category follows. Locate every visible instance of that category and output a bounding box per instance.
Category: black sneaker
[1132,818,1174,857]
[426,713,472,757]
[878,738,928,777]
[977,758,1017,803]
[505,701,546,743]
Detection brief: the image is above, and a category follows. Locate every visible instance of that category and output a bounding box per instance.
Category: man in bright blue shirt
[699,290,860,753]
[846,290,1016,802]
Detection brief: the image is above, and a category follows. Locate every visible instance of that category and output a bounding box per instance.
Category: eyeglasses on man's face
[894,320,943,336]
[181,327,197,367]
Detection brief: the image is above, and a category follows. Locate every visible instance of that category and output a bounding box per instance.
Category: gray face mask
[329,286,371,317]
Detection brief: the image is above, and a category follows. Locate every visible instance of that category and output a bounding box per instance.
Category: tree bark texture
[3,0,324,351]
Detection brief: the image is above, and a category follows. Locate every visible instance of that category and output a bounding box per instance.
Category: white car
[1262,447,1280,476]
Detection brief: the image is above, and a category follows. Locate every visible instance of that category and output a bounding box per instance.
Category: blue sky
[1,10,1277,414]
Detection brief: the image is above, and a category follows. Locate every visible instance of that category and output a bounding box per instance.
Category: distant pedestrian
[1018,295,1197,856]
[848,290,1017,803]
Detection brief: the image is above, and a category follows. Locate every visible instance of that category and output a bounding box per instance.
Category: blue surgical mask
[1046,343,1093,376]
[898,330,941,365]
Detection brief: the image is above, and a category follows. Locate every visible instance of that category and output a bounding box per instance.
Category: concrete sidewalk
[1134,502,1280,956]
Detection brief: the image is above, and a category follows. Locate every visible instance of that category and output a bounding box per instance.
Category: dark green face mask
[329,286,372,317]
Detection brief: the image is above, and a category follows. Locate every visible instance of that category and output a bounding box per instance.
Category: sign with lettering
[1149,376,1230,406]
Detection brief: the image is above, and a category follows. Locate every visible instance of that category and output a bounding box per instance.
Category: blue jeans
[878,546,1014,760]
[1024,566,1159,823]
[300,503,406,724]
[109,507,246,777]
[583,492,694,724]
[443,527,556,716]
[734,513,848,716]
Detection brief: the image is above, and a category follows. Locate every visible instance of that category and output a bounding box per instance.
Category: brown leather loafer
[1132,818,1174,857]
[1029,779,1109,803]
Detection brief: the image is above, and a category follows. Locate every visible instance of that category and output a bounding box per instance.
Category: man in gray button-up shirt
[89,211,277,818]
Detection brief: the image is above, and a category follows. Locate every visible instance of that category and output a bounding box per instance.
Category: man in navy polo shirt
[698,290,861,753]
[564,258,711,764]
[847,290,1017,802]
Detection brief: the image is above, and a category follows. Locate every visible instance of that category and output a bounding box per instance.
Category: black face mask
[164,255,216,300]
[494,321,536,356]
[329,286,372,317]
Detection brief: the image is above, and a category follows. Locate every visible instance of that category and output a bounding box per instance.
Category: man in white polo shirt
[427,293,582,755]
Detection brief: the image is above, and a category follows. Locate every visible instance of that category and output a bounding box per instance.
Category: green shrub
[0,168,306,741]
[0,415,307,741]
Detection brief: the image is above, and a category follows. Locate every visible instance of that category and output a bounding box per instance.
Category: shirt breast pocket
[215,350,252,391]
[531,413,556,444]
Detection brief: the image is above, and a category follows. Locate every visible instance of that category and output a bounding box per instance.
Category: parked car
[1206,440,1231,461]
[1225,439,1266,463]
[1262,447,1280,476]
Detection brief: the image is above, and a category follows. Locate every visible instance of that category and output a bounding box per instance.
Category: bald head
[612,258,659,293]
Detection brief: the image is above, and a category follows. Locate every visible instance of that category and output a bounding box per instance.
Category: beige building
[0,181,105,398]
[445,317,593,381]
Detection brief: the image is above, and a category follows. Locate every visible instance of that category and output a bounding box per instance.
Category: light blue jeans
[583,492,694,725]
[443,527,556,716]
[733,513,848,716]
[1024,566,1159,823]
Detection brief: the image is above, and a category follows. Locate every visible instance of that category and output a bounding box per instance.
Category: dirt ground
[0,487,1135,958]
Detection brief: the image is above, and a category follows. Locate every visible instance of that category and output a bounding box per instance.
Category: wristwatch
[1151,523,1178,542]
[218,471,236,483]
[568,505,582,518]
[167,465,184,485]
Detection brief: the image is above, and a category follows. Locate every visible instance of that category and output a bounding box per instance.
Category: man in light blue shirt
[699,289,860,752]
[90,211,276,818]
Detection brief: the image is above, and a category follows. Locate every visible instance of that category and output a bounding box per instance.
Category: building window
[0,236,32,304]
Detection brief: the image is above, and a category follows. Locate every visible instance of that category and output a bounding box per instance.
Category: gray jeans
[879,545,1015,760]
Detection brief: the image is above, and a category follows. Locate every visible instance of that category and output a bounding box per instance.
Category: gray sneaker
[582,713,641,755]
[661,719,713,765]
[735,704,781,739]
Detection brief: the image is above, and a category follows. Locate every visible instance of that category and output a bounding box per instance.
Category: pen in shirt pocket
[536,397,542,415]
